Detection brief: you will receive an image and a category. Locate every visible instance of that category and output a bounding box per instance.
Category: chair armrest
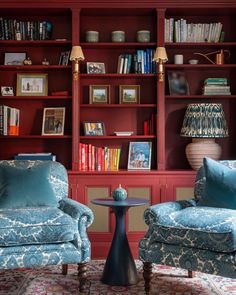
[144,199,196,225]
[59,198,94,227]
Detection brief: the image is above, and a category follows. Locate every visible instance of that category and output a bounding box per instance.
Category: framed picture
[16,73,48,96]
[128,141,152,170]
[42,107,65,136]
[4,52,26,65]
[83,121,105,136]
[119,85,140,104]
[1,86,14,96]
[87,62,105,74]
[89,85,110,104]
[168,71,190,95]
[58,51,70,66]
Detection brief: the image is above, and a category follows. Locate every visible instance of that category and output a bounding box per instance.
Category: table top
[91,198,149,208]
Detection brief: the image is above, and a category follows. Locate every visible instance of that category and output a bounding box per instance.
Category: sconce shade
[181,103,228,138]
[70,46,85,61]
[153,47,168,63]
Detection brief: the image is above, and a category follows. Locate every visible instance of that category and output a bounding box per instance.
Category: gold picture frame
[89,85,110,104]
[119,85,140,104]
[16,73,48,96]
[42,107,65,136]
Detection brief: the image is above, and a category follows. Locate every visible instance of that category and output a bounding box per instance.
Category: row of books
[117,49,157,74]
[0,18,52,40]
[203,77,231,95]
[143,113,156,135]
[165,18,223,43]
[14,153,56,161]
[79,143,121,171]
[0,105,20,136]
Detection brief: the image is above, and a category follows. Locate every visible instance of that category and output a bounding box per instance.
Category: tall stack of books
[203,78,231,95]
[0,105,20,136]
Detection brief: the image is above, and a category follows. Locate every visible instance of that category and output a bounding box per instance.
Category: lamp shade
[70,46,85,61]
[180,103,228,138]
[153,47,168,63]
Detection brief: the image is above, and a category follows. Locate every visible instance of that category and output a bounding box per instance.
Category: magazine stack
[203,78,231,95]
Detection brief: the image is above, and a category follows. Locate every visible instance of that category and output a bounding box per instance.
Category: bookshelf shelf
[165,95,236,99]
[80,135,156,140]
[0,135,72,139]
[80,42,157,49]
[165,64,236,69]
[0,96,72,100]
[165,42,236,47]
[80,104,156,108]
[80,73,156,78]
[0,65,71,70]
[0,40,72,47]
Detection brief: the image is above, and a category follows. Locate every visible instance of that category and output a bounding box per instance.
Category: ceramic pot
[111,31,125,42]
[112,184,127,201]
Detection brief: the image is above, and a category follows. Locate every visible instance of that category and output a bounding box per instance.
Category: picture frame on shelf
[42,107,65,136]
[168,71,190,96]
[4,52,26,65]
[16,73,48,96]
[58,51,70,66]
[1,86,14,96]
[83,121,106,136]
[87,62,106,74]
[119,85,140,104]
[89,85,110,104]
[128,141,152,170]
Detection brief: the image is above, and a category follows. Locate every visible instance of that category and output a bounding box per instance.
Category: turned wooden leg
[78,262,88,293]
[62,264,68,275]
[188,270,195,278]
[143,262,153,295]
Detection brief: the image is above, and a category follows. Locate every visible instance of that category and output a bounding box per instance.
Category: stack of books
[14,153,56,161]
[0,105,20,136]
[203,78,231,95]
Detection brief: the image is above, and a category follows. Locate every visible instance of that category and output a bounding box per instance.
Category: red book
[143,120,149,135]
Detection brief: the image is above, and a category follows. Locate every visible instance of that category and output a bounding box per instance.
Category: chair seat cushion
[0,207,77,246]
[153,206,236,252]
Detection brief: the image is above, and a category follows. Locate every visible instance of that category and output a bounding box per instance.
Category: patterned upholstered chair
[139,158,236,294]
[0,160,94,293]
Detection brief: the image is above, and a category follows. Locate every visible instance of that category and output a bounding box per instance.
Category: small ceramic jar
[137,30,150,42]
[112,184,127,201]
[111,31,125,42]
[86,31,99,42]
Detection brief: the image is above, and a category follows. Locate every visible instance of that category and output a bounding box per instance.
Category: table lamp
[180,103,228,170]
[153,47,168,82]
[70,45,85,80]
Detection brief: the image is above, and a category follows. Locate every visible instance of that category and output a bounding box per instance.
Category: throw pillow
[0,162,58,209]
[198,157,236,209]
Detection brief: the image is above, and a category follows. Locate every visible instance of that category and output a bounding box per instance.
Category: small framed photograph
[4,52,26,65]
[1,86,14,96]
[58,51,70,66]
[89,85,110,104]
[168,71,190,95]
[87,62,105,74]
[42,107,65,136]
[83,121,105,136]
[119,85,140,104]
[128,141,152,170]
[16,73,48,96]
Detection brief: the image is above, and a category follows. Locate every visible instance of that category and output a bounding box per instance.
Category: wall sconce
[153,47,168,82]
[70,46,85,80]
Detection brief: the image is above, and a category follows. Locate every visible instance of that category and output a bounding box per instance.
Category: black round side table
[91,197,148,286]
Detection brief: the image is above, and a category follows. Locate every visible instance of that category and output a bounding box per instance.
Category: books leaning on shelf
[0,105,20,136]
[117,49,156,74]
[165,18,223,43]
[14,153,56,161]
[203,78,231,95]
[79,143,121,171]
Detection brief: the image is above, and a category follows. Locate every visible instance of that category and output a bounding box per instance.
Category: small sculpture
[112,184,127,201]
[23,57,32,65]
[42,58,50,65]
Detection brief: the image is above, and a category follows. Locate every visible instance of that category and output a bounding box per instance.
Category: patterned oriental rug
[0,260,235,295]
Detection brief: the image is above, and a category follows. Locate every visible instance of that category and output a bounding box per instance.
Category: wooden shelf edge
[0,135,72,139]
[165,42,236,47]
[68,169,196,175]
[165,95,236,99]
[0,95,72,100]
[80,104,156,108]
[80,135,156,139]
[80,73,156,78]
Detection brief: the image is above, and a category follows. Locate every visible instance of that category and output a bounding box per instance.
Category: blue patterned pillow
[198,157,236,209]
[0,162,58,208]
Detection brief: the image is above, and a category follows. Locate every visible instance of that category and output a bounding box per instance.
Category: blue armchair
[0,160,94,293]
[139,158,236,294]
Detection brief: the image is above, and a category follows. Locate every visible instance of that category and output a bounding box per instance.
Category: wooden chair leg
[62,264,68,275]
[78,262,88,293]
[188,270,195,278]
[143,262,153,295]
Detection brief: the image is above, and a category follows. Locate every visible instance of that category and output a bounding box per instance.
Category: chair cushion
[153,206,236,252]
[0,161,58,208]
[197,157,236,209]
[0,207,77,246]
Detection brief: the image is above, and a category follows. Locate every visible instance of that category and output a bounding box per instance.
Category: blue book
[14,155,56,161]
